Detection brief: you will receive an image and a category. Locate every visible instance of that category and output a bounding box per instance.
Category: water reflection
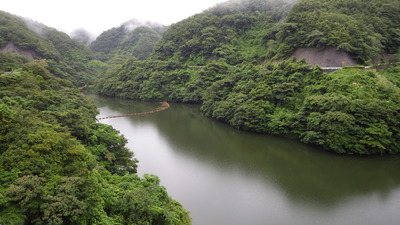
[91,95,400,225]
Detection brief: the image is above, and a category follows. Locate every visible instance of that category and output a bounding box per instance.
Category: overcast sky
[1,0,226,36]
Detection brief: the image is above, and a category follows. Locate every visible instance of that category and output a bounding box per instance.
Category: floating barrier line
[96,101,170,121]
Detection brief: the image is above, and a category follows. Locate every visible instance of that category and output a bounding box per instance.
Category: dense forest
[1,0,400,223]
[265,0,400,63]
[0,10,190,224]
[96,0,400,155]
[0,11,105,86]
[90,20,166,61]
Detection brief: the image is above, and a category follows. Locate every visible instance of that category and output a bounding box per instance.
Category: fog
[1,0,226,37]
[122,19,165,33]
[70,29,96,45]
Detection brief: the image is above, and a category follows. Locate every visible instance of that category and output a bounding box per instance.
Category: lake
[91,95,400,225]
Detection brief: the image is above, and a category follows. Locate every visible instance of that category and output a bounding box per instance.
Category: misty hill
[90,19,166,61]
[70,28,95,46]
[0,11,100,85]
[153,0,296,65]
[97,0,400,155]
[0,11,60,60]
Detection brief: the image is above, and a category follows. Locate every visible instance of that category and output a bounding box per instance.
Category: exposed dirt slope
[289,47,357,67]
[0,42,37,60]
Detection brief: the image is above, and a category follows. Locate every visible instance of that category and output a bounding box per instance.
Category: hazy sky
[1,0,225,36]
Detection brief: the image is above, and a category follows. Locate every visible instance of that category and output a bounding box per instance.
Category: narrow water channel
[91,95,400,225]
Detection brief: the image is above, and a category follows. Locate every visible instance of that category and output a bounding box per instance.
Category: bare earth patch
[288,47,357,67]
[0,42,38,60]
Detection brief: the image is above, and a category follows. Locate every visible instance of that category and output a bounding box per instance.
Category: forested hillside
[153,0,295,65]
[97,0,400,155]
[90,20,166,61]
[0,11,191,224]
[1,0,400,222]
[0,11,103,86]
[266,0,400,62]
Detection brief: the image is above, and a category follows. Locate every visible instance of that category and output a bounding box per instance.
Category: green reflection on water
[92,95,400,209]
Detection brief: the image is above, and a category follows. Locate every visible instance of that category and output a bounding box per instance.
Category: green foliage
[153,0,294,64]
[90,25,163,61]
[0,55,191,224]
[267,0,400,63]
[105,174,191,225]
[201,59,312,133]
[0,11,60,60]
[382,65,400,88]
[98,49,400,155]
[90,26,126,60]
[41,28,98,85]
[298,69,400,154]
[4,0,399,156]
[2,3,400,223]
[201,62,400,155]
[0,52,29,72]
[0,11,101,86]
[88,123,137,175]
[89,0,400,160]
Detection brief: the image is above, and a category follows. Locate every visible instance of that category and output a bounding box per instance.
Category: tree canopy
[1,0,400,222]
[0,53,191,225]
[0,11,102,86]
[96,0,400,155]
[90,21,165,61]
[266,0,400,63]
[0,12,191,224]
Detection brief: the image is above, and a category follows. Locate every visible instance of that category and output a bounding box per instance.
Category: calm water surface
[91,95,400,225]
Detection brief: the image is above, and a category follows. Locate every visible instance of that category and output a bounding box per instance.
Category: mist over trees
[70,28,95,45]
[153,0,295,64]
[122,19,167,35]
[90,19,166,61]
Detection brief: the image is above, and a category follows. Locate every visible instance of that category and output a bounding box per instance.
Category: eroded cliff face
[288,47,357,67]
[0,42,38,60]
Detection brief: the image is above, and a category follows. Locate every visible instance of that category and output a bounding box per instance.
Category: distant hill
[90,19,166,61]
[70,28,96,46]
[152,0,296,65]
